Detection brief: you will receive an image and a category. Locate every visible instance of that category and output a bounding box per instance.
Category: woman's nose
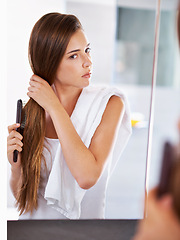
[82,55,92,68]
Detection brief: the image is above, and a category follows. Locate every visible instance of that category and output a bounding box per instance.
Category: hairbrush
[13,99,26,162]
[157,141,175,198]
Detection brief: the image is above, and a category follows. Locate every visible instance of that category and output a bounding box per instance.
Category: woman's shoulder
[74,84,127,120]
[107,95,124,109]
[84,84,125,98]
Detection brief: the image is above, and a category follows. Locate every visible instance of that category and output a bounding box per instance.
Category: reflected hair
[16,12,82,215]
[170,153,180,220]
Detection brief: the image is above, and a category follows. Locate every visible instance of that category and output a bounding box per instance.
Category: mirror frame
[144,0,162,216]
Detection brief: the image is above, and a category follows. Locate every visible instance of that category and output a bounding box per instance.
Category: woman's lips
[82,72,91,78]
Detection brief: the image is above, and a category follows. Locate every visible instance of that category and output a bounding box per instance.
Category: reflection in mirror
[7,0,156,220]
[148,0,180,192]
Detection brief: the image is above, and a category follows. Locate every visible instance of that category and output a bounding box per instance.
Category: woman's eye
[85,47,91,54]
[70,54,77,59]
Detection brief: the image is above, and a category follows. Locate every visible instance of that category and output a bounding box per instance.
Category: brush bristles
[22,100,26,107]
[20,100,27,132]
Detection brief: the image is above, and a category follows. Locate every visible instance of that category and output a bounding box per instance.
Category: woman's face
[54,29,92,89]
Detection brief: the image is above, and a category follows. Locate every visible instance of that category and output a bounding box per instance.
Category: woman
[7,12,132,219]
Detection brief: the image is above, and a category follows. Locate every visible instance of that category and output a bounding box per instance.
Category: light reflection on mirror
[7,0,157,220]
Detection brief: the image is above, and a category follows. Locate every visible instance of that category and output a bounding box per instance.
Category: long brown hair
[16,12,82,215]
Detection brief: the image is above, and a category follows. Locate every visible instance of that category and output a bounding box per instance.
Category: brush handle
[157,142,174,198]
[13,99,22,163]
[13,150,19,163]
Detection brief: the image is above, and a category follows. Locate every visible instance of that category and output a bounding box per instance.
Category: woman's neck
[52,82,83,116]
[45,83,83,139]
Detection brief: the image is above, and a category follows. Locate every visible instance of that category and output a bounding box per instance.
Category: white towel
[44,85,132,219]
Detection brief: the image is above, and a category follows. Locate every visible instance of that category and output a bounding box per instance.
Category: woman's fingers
[7,124,23,167]
[7,137,23,148]
[28,86,35,93]
[7,123,23,153]
[28,78,46,95]
[8,123,20,134]
[7,134,23,153]
[7,144,23,154]
[27,74,59,113]
[30,74,45,83]
[29,79,42,88]
[29,80,37,87]
[7,129,23,142]
[30,75,50,89]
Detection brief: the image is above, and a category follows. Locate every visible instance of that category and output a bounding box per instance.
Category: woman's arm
[7,123,23,198]
[28,75,125,189]
[49,95,124,189]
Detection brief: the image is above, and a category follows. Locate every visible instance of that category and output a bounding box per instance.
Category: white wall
[66,1,116,85]
[1,0,7,238]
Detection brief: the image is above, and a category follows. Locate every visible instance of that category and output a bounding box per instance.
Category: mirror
[146,0,180,195]
[7,0,158,220]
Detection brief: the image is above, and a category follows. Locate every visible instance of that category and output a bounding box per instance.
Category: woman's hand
[7,123,23,169]
[132,188,180,240]
[27,74,60,113]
